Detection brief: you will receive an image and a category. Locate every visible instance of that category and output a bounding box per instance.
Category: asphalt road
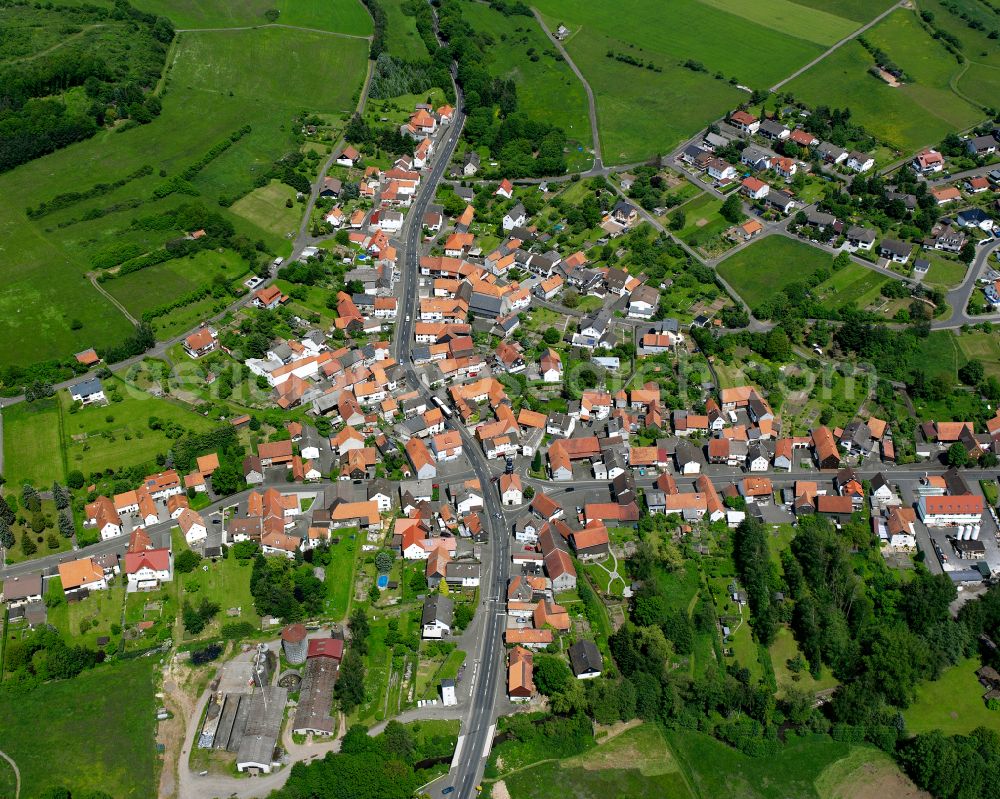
[391,83,510,797]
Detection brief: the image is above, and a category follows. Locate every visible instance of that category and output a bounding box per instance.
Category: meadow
[0,659,158,799]
[908,331,963,384]
[531,0,836,163]
[787,9,984,154]
[0,23,367,368]
[716,236,835,308]
[903,657,1000,735]
[460,3,591,168]
[667,731,920,799]
[130,0,373,35]
[382,0,430,61]
[1,398,65,487]
[103,249,249,317]
[230,180,304,240]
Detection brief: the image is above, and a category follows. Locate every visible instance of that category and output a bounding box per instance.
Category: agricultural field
[0,22,367,367]
[716,236,836,308]
[956,329,1000,380]
[61,379,217,478]
[786,9,984,154]
[903,658,1000,735]
[531,0,878,162]
[495,723,694,799]
[0,659,158,799]
[460,3,592,170]
[131,0,373,35]
[1,398,65,488]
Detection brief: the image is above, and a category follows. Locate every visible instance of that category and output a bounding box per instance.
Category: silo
[281,623,308,665]
[973,525,981,540]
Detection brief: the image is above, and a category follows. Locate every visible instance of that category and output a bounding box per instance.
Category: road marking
[481,725,496,759]
[450,735,466,769]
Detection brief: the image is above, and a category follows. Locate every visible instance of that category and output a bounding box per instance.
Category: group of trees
[274,718,448,799]
[4,626,101,686]
[250,553,326,622]
[335,608,369,713]
[437,0,569,177]
[0,1,173,172]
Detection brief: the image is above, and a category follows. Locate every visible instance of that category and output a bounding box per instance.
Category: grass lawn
[61,379,216,478]
[172,533,260,638]
[461,3,591,170]
[769,626,839,697]
[0,24,367,368]
[786,9,983,154]
[323,531,360,621]
[47,581,126,649]
[922,253,968,290]
[717,237,834,308]
[956,329,1000,380]
[1,398,65,488]
[903,658,1000,735]
[0,659,158,799]
[131,0,373,35]
[498,723,693,799]
[671,194,728,249]
[229,181,303,240]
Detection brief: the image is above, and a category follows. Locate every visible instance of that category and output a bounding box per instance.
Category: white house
[69,378,106,406]
[502,203,527,232]
[125,549,173,591]
[178,509,208,545]
[421,595,453,639]
[500,474,523,506]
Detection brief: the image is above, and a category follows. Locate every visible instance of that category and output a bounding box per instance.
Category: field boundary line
[770,1,905,91]
[174,23,372,40]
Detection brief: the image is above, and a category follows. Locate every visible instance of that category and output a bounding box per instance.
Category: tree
[0,517,13,550]
[336,650,366,712]
[946,442,969,468]
[454,603,473,630]
[374,550,394,573]
[958,359,985,385]
[66,470,85,490]
[20,531,36,556]
[542,327,561,345]
[720,193,744,224]
[0,494,14,526]
[210,461,244,496]
[22,484,40,513]
[368,583,380,603]
[533,654,572,695]
[382,720,415,763]
[176,549,202,573]
[58,513,75,539]
[52,482,69,510]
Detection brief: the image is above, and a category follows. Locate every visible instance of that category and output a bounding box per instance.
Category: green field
[0,23,367,367]
[47,582,127,649]
[903,658,1000,735]
[62,379,216,478]
[909,330,962,383]
[787,9,984,153]
[230,181,304,239]
[0,660,158,799]
[532,0,828,162]
[695,0,859,45]
[671,194,730,249]
[813,265,889,311]
[499,723,693,799]
[382,0,430,61]
[716,236,835,308]
[131,0,373,35]
[957,329,1000,379]
[668,730,917,799]
[461,3,591,166]
[922,252,968,289]
[1,398,65,487]
[786,0,895,24]
[324,532,361,620]
[103,249,249,316]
